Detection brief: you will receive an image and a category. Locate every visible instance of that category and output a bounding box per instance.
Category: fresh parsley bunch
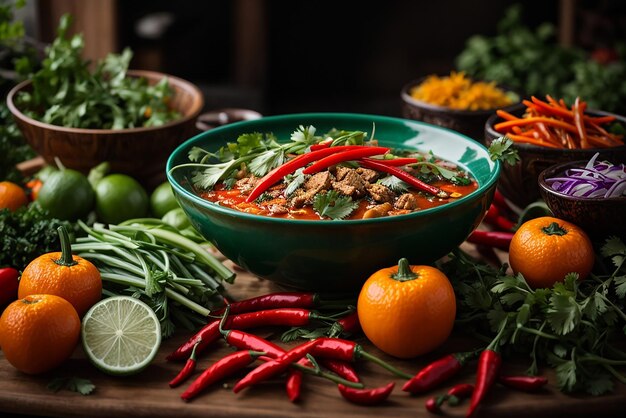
[442,237,626,395]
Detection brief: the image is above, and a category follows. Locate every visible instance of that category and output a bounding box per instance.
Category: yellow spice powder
[410,71,514,111]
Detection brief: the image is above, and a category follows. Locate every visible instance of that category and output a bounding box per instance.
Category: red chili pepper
[483,204,516,231]
[169,342,200,388]
[302,146,390,175]
[331,311,361,337]
[168,307,332,361]
[363,157,419,166]
[246,145,366,202]
[337,382,395,406]
[498,375,548,392]
[358,158,449,198]
[466,230,514,251]
[425,396,440,413]
[211,292,318,315]
[0,267,20,307]
[309,139,333,151]
[492,189,512,213]
[309,338,413,379]
[467,349,502,418]
[402,351,476,394]
[320,359,360,383]
[232,339,320,393]
[446,383,474,406]
[180,350,265,401]
[224,328,286,358]
[285,368,303,402]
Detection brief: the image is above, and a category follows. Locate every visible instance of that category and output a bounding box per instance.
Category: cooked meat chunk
[290,189,317,208]
[356,167,379,183]
[362,202,393,219]
[334,166,353,181]
[395,193,419,210]
[236,176,258,193]
[366,183,395,203]
[332,169,366,197]
[304,171,333,194]
[268,204,289,215]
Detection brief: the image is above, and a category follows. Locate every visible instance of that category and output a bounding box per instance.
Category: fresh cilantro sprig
[47,377,95,396]
[488,136,520,165]
[313,190,358,220]
[441,236,626,395]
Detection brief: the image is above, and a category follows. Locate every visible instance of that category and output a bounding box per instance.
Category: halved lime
[81,296,161,376]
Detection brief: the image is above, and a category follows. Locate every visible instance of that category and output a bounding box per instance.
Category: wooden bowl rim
[6,69,204,134]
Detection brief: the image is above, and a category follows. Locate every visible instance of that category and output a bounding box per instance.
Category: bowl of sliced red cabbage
[539,153,626,238]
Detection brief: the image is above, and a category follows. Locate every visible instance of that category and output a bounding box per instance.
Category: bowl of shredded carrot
[401,71,520,142]
[485,95,626,209]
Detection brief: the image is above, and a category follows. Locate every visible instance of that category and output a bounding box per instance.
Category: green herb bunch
[456,4,626,115]
[441,237,626,395]
[15,14,180,129]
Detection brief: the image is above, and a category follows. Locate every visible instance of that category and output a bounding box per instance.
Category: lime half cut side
[81,296,161,376]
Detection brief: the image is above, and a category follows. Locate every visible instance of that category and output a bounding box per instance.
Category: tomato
[94,174,149,224]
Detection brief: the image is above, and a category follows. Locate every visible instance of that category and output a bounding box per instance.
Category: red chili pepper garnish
[211,292,318,315]
[246,145,367,202]
[466,230,514,251]
[303,146,390,175]
[166,319,220,361]
[467,348,502,417]
[402,351,477,394]
[232,339,320,393]
[309,337,413,379]
[180,350,266,401]
[337,382,395,406]
[483,204,516,231]
[0,267,20,307]
[363,157,419,166]
[498,375,548,392]
[358,158,449,198]
[332,311,361,336]
[169,342,200,388]
[309,139,333,151]
[321,359,360,383]
[224,328,286,358]
[285,368,303,402]
[446,383,474,406]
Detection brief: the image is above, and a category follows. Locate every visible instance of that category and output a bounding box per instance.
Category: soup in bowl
[167,113,500,291]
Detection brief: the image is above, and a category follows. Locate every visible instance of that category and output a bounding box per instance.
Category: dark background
[34,0,624,117]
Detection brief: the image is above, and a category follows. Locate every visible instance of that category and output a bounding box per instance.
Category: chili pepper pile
[165,290,551,413]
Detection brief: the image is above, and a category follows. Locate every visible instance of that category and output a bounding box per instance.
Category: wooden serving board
[1,262,626,418]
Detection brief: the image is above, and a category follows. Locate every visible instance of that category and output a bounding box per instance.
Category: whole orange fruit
[19,227,102,317]
[357,258,456,358]
[509,216,594,289]
[0,181,28,211]
[0,294,80,374]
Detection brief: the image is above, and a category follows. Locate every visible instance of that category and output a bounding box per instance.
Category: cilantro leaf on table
[47,377,95,396]
[313,190,358,220]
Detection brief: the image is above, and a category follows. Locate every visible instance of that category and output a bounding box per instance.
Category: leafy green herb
[441,237,626,395]
[313,190,358,220]
[379,175,409,193]
[0,203,75,270]
[47,377,95,395]
[14,14,179,129]
[284,168,306,197]
[488,136,519,165]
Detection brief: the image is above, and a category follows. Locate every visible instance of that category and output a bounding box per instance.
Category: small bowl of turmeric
[401,71,520,142]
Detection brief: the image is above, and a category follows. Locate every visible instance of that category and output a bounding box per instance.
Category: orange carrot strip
[573,97,590,148]
[505,133,560,148]
[495,109,519,121]
[588,115,616,124]
[494,117,578,134]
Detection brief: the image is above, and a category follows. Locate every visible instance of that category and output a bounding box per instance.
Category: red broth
[200,180,478,220]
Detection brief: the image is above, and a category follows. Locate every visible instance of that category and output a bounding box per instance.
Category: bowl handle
[195,108,262,131]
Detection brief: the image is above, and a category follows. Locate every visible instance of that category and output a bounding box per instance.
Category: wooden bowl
[400,77,520,142]
[484,106,626,209]
[6,70,204,187]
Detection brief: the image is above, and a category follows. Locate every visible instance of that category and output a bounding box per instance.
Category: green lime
[95,174,149,224]
[37,169,94,220]
[161,207,191,230]
[150,181,179,218]
[81,296,161,376]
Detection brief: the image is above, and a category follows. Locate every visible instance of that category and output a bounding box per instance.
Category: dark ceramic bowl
[167,113,500,292]
[401,77,521,142]
[485,106,626,209]
[538,160,626,239]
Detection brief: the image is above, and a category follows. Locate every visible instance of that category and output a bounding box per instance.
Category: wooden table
[2,260,626,418]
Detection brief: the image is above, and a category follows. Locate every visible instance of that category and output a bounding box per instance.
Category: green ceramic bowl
[167,113,500,292]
